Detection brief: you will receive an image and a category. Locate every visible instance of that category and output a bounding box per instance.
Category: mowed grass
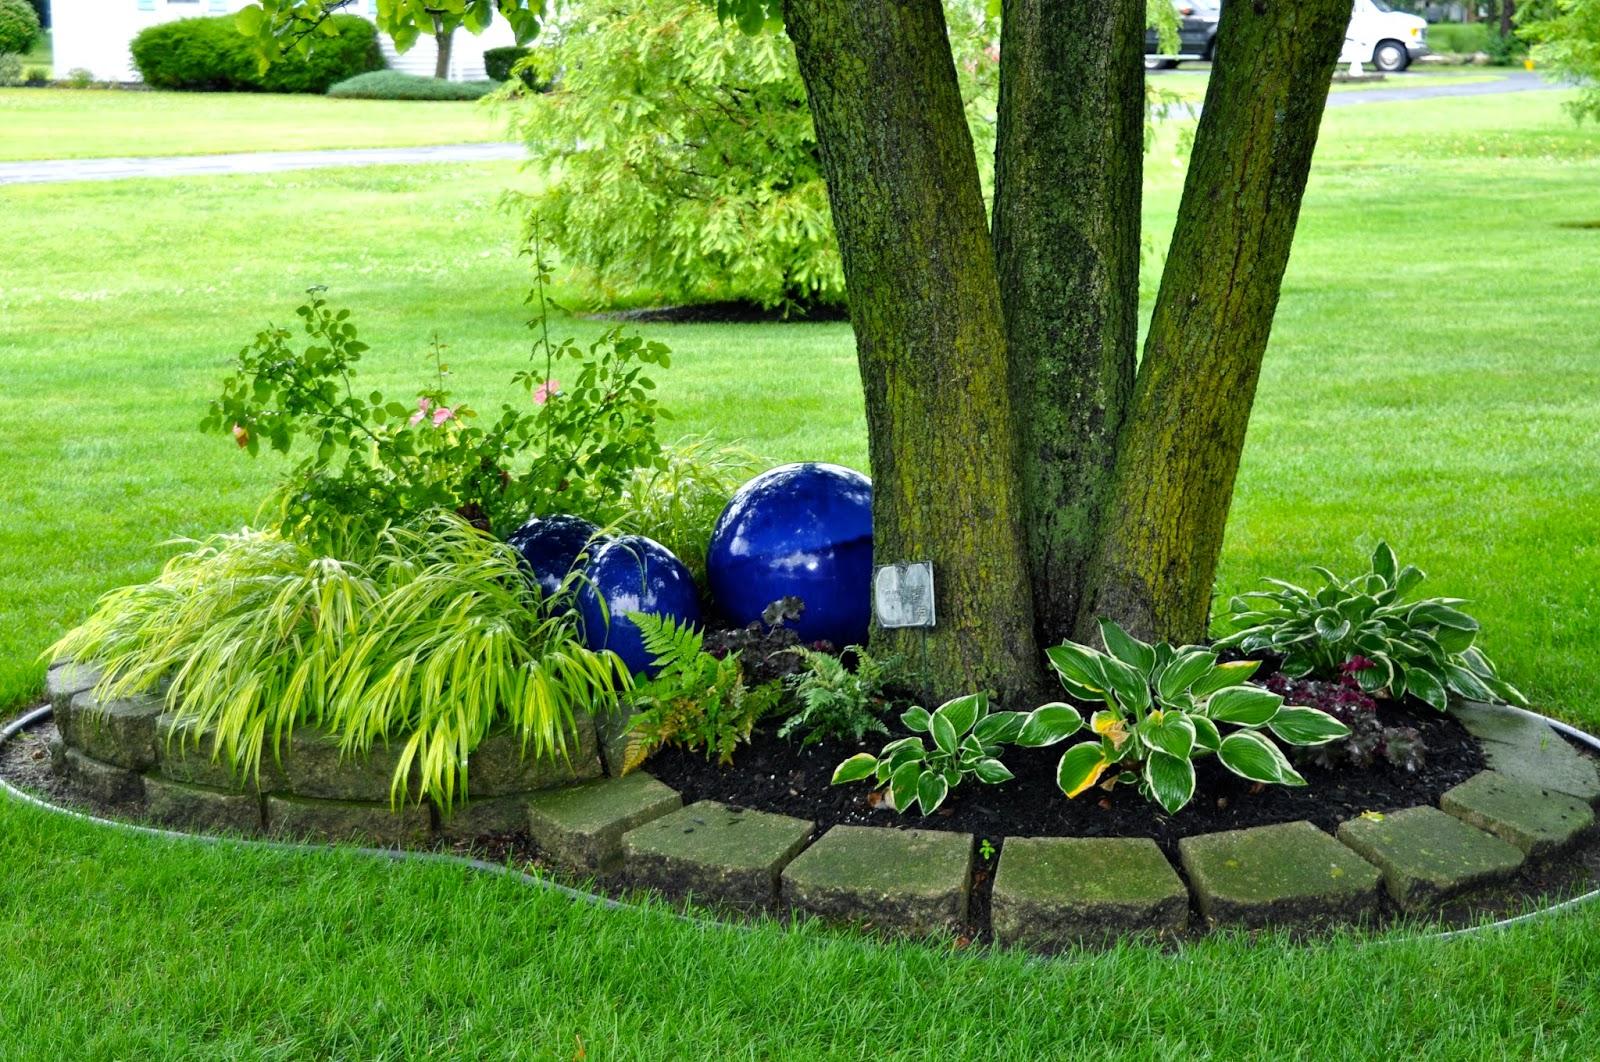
[0,88,504,161]
[2,89,1599,1054]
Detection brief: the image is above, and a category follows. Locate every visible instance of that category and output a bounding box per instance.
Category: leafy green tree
[1523,0,1600,120]
[247,0,1357,703]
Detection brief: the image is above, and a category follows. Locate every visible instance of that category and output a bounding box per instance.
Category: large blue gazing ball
[706,462,873,647]
[506,514,605,600]
[576,535,702,677]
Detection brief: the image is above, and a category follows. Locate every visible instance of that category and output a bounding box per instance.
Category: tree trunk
[992,0,1145,647]
[1500,0,1514,38]
[1081,0,1351,643]
[432,15,453,80]
[783,0,1044,701]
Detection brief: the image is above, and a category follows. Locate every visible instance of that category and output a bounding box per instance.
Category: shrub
[66,67,94,89]
[203,286,671,551]
[1426,22,1492,54]
[1215,541,1526,711]
[1046,621,1349,814]
[508,0,998,312]
[0,0,40,57]
[130,14,381,93]
[327,70,494,99]
[483,45,530,82]
[47,513,623,809]
[0,52,19,86]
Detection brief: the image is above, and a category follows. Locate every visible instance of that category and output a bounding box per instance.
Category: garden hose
[5,701,1599,952]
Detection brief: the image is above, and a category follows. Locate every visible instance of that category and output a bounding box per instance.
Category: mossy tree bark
[1081,0,1353,642]
[783,0,1044,699]
[992,0,1146,645]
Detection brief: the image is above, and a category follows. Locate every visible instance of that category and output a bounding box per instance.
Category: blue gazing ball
[706,462,873,647]
[506,514,605,600]
[576,535,702,677]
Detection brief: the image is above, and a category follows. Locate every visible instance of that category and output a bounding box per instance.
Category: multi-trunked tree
[246,0,1359,703]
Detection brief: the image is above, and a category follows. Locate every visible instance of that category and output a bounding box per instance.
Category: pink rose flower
[409,397,433,426]
[431,406,455,426]
[533,379,559,406]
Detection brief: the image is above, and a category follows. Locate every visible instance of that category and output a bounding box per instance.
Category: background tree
[1523,0,1600,120]
[248,0,1355,703]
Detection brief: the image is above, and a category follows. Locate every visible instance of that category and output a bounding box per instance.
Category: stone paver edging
[31,666,1600,944]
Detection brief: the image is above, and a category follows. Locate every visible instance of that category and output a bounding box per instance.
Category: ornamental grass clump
[1215,541,1525,711]
[49,512,623,809]
[1048,621,1350,814]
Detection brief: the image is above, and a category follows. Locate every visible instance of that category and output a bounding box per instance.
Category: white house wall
[50,0,515,84]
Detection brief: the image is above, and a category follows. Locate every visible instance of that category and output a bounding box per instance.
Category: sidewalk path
[0,141,522,187]
[0,72,1563,187]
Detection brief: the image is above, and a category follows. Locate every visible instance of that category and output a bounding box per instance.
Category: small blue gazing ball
[706,462,873,648]
[576,535,702,677]
[506,514,606,600]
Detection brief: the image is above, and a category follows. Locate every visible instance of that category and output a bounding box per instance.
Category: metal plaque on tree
[873,562,936,629]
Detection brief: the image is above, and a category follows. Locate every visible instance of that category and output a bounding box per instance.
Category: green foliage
[0,0,40,57]
[1047,621,1350,814]
[1427,22,1494,54]
[1524,0,1600,119]
[203,282,671,550]
[131,14,381,94]
[506,0,997,311]
[626,612,783,766]
[327,70,495,99]
[831,694,1081,816]
[46,512,622,810]
[238,1,550,69]
[778,645,899,746]
[0,51,19,87]
[483,44,545,86]
[607,436,761,584]
[1215,541,1526,711]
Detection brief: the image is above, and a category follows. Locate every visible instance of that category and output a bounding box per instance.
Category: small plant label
[874,562,936,629]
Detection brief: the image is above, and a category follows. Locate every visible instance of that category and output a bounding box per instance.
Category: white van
[1342,0,1430,72]
[1146,0,1429,73]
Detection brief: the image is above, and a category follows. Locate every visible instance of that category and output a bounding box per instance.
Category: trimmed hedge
[0,0,41,56]
[327,70,495,100]
[130,14,382,93]
[483,46,530,83]
[1427,22,1493,55]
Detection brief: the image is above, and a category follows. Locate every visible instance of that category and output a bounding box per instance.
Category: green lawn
[1154,66,1507,105]
[0,88,505,161]
[3,90,1600,1053]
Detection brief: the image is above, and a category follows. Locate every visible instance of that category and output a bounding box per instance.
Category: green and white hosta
[1049,621,1350,814]
[831,693,1082,816]
[1215,541,1525,711]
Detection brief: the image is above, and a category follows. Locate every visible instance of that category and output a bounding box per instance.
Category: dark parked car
[1144,1,1221,70]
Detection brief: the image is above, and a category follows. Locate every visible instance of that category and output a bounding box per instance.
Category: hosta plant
[1215,541,1525,712]
[1049,621,1351,814]
[831,693,1083,815]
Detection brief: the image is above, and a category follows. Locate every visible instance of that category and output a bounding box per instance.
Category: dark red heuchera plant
[1265,665,1426,773]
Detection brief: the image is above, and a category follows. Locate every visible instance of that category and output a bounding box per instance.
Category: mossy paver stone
[45,662,100,708]
[464,725,603,796]
[781,826,974,934]
[265,795,432,847]
[526,772,682,873]
[154,713,287,794]
[1451,701,1600,804]
[1440,770,1595,857]
[1179,820,1381,928]
[991,836,1188,949]
[277,728,422,803]
[59,748,143,806]
[144,776,263,835]
[436,795,533,840]
[1336,805,1524,910]
[622,800,814,909]
[62,690,162,770]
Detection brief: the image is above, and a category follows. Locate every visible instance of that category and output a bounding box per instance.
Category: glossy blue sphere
[506,514,605,600]
[576,535,702,677]
[706,462,873,647]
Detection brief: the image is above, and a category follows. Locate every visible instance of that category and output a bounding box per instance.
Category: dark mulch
[647,696,1486,862]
